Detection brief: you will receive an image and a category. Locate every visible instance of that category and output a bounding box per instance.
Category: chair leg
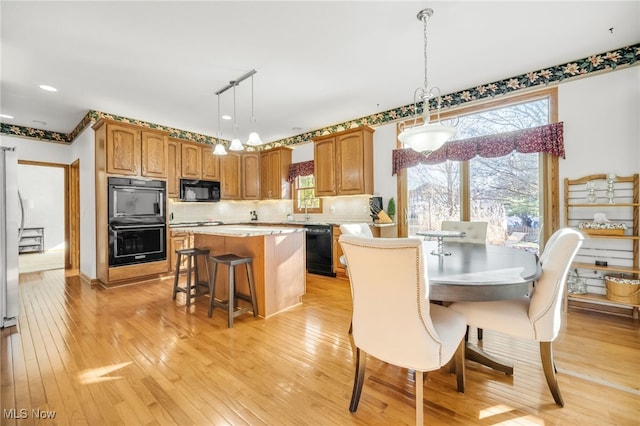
[415,370,424,426]
[540,341,564,407]
[245,262,258,317]
[208,261,218,318]
[454,338,465,393]
[172,252,181,300]
[349,347,367,413]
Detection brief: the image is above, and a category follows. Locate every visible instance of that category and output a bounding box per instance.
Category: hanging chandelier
[398,8,456,154]
[212,93,227,155]
[213,69,259,155]
[245,74,262,146]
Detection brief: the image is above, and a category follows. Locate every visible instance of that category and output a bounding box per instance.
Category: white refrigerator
[1,146,23,328]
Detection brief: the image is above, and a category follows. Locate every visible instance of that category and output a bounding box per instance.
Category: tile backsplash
[168,194,372,224]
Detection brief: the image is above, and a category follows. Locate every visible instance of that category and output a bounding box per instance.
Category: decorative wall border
[1,43,638,148]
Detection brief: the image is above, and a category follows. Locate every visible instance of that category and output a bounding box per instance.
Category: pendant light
[228,83,244,151]
[398,8,456,155]
[245,74,262,146]
[212,93,227,155]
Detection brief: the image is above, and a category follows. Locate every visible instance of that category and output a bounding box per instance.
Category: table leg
[465,343,514,375]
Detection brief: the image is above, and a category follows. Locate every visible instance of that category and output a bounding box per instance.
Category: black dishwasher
[305,224,336,277]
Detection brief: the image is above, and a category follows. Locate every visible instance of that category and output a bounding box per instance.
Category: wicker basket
[605,275,640,305]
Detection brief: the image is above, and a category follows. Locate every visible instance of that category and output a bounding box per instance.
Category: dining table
[421,240,542,375]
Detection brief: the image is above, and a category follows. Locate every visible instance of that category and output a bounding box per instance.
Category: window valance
[287,160,315,182]
[392,122,564,175]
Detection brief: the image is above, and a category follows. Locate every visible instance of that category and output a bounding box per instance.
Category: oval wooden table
[422,241,542,375]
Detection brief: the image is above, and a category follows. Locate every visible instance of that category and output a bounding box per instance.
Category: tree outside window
[295,175,321,213]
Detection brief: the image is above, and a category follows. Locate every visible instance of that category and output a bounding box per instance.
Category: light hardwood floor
[2,270,639,425]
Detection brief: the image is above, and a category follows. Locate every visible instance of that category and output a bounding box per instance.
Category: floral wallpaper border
[2,43,638,147]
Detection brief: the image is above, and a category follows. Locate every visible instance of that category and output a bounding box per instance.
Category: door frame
[17,160,79,271]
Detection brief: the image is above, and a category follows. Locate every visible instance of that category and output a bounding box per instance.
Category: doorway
[17,160,79,274]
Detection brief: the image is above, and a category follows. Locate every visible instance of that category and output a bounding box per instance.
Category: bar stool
[172,248,210,307]
[208,253,258,327]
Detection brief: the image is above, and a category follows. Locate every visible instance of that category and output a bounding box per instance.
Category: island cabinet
[242,152,261,200]
[94,118,169,178]
[192,227,306,318]
[220,152,241,200]
[313,126,374,196]
[260,147,292,199]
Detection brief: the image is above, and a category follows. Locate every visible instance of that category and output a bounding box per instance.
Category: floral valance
[392,122,564,175]
[287,160,315,182]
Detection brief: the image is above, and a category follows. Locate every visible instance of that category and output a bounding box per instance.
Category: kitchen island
[178,225,306,318]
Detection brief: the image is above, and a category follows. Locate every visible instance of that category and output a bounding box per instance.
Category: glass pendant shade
[246,131,262,146]
[229,138,244,151]
[213,143,227,155]
[398,110,456,153]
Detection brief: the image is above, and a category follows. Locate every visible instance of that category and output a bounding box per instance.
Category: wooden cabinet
[97,119,168,178]
[169,231,194,272]
[201,146,221,180]
[332,225,346,278]
[260,147,292,199]
[220,152,242,200]
[564,173,639,317]
[313,126,374,196]
[181,142,202,179]
[242,152,261,200]
[167,139,181,198]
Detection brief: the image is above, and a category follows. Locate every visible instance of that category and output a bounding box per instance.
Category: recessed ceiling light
[0,114,14,119]
[221,115,232,120]
[32,120,47,126]
[39,84,58,92]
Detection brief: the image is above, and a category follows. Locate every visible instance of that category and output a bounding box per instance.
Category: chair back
[339,235,447,371]
[441,221,488,244]
[528,228,583,341]
[339,223,374,238]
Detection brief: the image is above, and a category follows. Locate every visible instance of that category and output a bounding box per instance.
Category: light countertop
[178,225,306,237]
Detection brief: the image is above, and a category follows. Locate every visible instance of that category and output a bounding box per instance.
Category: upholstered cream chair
[449,228,583,407]
[441,220,488,244]
[339,223,374,238]
[339,235,466,424]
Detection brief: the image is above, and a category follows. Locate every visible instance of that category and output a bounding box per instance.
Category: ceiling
[1,1,639,144]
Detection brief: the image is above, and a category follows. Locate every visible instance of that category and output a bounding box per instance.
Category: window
[399,89,558,252]
[294,174,322,213]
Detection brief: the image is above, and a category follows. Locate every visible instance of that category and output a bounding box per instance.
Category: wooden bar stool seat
[208,253,258,327]
[172,248,210,307]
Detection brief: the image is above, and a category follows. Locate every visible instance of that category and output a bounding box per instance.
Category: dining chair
[339,223,374,237]
[441,220,488,244]
[339,235,466,424]
[449,227,583,407]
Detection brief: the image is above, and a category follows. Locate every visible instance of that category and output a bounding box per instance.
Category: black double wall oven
[108,177,167,267]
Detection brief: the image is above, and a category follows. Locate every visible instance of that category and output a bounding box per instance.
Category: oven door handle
[110,223,165,230]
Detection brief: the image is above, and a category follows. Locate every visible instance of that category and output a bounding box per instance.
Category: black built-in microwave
[180,179,221,202]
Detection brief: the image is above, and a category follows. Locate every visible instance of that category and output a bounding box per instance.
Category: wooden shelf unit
[564,173,639,319]
[19,227,44,254]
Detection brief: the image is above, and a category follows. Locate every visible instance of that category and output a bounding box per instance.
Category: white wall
[17,164,64,250]
[70,127,96,279]
[558,66,640,225]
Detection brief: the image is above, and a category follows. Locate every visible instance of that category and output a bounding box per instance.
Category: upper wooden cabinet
[260,147,292,200]
[313,126,374,196]
[242,152,261,200]
[220,152,242,200]
[201,146,220,181]
[95,119,168,178]
[167,139,181,198]
[180,142,202,179]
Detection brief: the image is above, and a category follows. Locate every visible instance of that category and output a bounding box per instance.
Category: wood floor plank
[1,269,638,425]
